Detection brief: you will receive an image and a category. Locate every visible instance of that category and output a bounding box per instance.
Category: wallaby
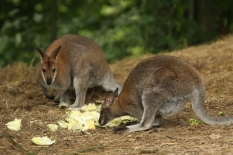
[99,55,233,133]
[35,34,122,108]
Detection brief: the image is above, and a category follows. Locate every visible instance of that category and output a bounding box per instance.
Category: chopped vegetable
[218,112,225,117]
[189,118,202,125]
[58,120,68,128]
[83,120,96,131]
[6,118,21,131]
[58,103,136,131]
[47,124,58,131]
[81,103,100,112]
[64,109,99,131]
[31,136,55,145]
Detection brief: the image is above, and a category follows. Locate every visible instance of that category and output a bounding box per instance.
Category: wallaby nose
[98,118,107,126]
[98,119,102,126]
[98,118,104,126]
[46,78,52,85]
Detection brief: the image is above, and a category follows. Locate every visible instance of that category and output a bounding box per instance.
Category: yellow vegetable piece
[81,103,97,111]
[79,111,100,121]
[31,136,55,145]
[63,106,100,131]
[189,118,202,125]
[68,120,83,130]
[82,120,95,131]
[47,124,58,131]
[105,117,122,127]
[120,115,136,121]
[6,118,21,131]
[68,111,82,118]
[58,120,68,128]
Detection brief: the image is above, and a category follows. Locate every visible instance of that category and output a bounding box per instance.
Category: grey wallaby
[35,34,122,108]
[98,55,233,133]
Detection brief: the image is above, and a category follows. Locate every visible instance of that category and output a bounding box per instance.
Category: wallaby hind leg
[70,77,87,108]
[124,92,160,132]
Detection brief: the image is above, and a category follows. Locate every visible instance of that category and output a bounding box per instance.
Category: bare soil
[1,36,233,155]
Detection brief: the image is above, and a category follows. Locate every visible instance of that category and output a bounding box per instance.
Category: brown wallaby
[35,34,122,108]
[98,55,233,133]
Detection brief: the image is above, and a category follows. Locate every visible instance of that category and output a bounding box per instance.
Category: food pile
[5,103,136,145]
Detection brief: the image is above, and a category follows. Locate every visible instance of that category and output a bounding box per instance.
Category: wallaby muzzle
[46,78,52,85]
[98,117,107,126]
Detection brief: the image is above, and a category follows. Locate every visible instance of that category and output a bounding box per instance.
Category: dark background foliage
[0,0,233,67]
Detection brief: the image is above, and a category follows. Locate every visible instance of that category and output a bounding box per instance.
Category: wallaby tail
[192,88,233,125]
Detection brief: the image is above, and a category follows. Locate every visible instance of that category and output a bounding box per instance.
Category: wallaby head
[99,88,119,126]
[36,46,61,85]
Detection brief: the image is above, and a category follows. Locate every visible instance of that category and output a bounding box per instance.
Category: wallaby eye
[42,68,46,73]
[52,68,56,73]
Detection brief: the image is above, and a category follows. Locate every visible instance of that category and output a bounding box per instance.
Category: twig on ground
[166,135,183,140]
[0,131,36,155]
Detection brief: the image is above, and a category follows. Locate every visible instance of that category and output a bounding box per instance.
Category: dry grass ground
[1,35,233,154]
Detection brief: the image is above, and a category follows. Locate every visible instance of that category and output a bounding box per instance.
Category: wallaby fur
[98,55,233,133]
[35,34,122,108]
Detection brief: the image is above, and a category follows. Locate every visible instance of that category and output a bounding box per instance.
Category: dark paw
[45,94,55,100]
[124,121,137,126]
[53,99,60,104]
[113,126,128,134]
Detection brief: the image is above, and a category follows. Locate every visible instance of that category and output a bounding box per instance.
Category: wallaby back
[36,34,122,108]
[99,55,233,133]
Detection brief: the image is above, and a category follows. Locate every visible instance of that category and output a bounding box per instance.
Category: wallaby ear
[36,47,45,60]
[51,45,61,59]
[113,88,119,97]
[105,91,115,106]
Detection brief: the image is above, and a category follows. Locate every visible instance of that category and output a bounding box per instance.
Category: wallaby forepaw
[47,95,55,100]
[58,102,69,108]
[124,121,137,126]
[113,126,128,133]
[53,99,60,104]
